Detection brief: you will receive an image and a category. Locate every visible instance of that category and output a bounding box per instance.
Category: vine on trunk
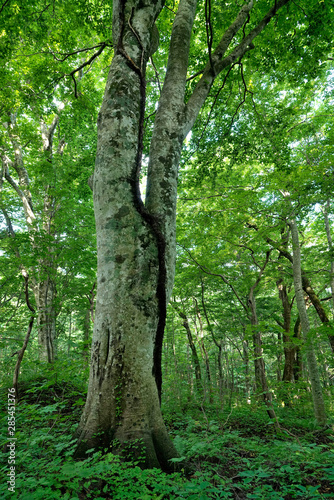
[116,3,166,401]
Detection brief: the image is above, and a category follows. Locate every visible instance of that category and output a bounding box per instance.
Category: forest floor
[0,370,333,500]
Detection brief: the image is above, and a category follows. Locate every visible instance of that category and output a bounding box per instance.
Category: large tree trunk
[289,218,326,425]
[74,0,179,469]
[75,0,292,468]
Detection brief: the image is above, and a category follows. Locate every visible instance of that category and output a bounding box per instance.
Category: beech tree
[73,0,333,468]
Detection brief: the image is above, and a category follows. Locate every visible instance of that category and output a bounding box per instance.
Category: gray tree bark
[74,0,179,469]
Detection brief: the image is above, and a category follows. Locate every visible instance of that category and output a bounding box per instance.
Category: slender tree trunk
[302,273,334,352]
[194,299,212,402]
[171,318,181,405]
[277,281,295,382]
[248,291,277,421]
[293,316,303,381]
[252,225,334,352]
[172,304,202,392]
[13,276,36,399]
[243,339,250,399]
[200,279,224,399]
[289,218,326,425]
[273,238,334,352]
[68,312,72,356]
[277,331,282,382]
[216,344,223,400]
[2,111,61,363]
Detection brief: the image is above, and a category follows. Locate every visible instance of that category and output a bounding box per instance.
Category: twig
[0,0,10,15]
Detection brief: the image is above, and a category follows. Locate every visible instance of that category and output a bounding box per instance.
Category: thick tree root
[74,425,179,472]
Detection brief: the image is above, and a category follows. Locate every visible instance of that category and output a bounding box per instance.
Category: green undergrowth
[0,373,333,499]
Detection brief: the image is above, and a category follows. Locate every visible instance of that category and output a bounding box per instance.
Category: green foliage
[167,408,334,500]
[0,0,334,499]
[1,361,333,499]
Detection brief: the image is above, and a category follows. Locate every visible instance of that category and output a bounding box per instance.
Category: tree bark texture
[35,279,56,363]
[74,0,179,469]
[293,316,303,381]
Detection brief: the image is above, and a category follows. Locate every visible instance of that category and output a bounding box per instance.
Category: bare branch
[68,43,107,97]
[46,42,109,63]
[183,62,238,164]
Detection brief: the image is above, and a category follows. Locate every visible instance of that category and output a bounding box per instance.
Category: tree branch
[184,0,291,135]
[13,275,35,399]
[179,243,248,312]
[68,43,107,97]
[249,250,271,296]
[46,42,109,63]
[3,163,36,226]
[0,0,10,15]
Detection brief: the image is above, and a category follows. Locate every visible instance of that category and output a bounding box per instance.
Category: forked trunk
[74,0,178,468]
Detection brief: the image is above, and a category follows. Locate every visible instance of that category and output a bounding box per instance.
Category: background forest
[0,0,334,498]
